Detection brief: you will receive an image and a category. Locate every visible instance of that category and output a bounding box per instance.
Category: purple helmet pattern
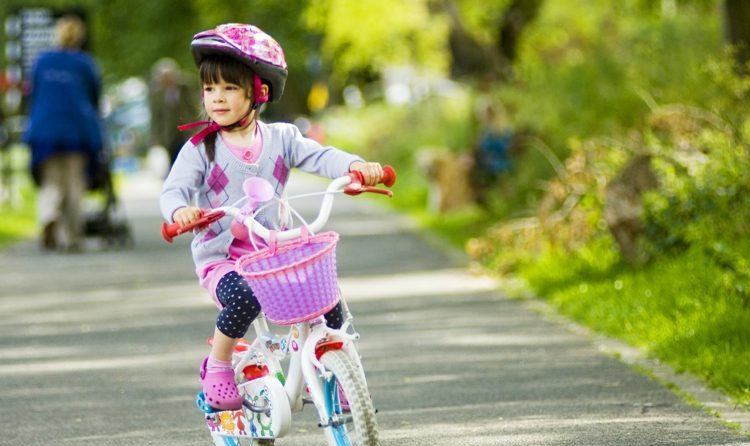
[190,23,288,102]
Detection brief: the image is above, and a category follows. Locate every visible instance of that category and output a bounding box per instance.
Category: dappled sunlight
[0,282,207,313]
[0,281,214,338]
[0,350,195,376]
[402,373,461,384]
[339,268,498,301]
[377,411,713,446]
[0,345,82,360]
[440,332,578,347]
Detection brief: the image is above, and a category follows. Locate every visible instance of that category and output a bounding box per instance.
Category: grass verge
[517,236,750,409]
[0,186,36,247]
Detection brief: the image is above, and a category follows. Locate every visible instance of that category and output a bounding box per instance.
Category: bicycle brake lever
[344,183,393,197]
[344,171,394,197]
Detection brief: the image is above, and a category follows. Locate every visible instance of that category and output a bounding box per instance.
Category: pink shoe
[200,357,243,411]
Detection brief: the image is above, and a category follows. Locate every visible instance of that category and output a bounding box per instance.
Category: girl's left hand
[350,161,384,186]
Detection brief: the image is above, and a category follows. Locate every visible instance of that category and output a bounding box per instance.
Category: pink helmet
[190,23,288,103]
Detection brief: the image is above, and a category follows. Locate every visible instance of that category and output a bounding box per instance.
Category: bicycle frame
[199,300,364,443]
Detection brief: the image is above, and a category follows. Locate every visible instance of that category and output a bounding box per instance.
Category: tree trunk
[724,0,750,68]
[498,0,543,64]
[440,0,543,81]
[444,1,505,80]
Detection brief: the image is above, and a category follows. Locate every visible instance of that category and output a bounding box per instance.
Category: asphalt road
[1,170,748,446]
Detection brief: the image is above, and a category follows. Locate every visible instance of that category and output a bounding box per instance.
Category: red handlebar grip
[161,222,181,243]
[161,209,225,244]
[381,165,396,187]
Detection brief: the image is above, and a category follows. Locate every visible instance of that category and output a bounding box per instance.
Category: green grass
[0,145,38,248]
[519,236,750,408]
[0,187,37,246]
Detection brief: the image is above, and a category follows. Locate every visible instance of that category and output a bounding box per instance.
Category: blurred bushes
[322,89,475,210]
[461,1,750,405]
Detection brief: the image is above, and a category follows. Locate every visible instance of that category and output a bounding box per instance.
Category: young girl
[160,23,384,411]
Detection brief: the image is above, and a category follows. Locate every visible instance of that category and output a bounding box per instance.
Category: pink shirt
[220,125,262,164]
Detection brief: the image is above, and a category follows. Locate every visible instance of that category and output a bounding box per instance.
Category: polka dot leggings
[215,271,345,339]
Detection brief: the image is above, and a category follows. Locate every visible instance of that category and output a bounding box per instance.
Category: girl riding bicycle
[159,23,384,412]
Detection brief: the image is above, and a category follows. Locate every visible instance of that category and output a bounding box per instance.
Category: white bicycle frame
[231,300,365,427]
[218,174,353,244]
[199,173,374,443]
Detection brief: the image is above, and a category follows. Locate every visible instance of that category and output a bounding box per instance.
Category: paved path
[0,170,748,445]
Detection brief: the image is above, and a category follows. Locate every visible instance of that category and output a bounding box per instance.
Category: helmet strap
[225,108,254,131]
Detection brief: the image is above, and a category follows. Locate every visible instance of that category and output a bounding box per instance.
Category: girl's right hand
[173,206,203,227]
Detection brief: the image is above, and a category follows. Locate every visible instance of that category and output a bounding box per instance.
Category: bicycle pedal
[196,391,219,414]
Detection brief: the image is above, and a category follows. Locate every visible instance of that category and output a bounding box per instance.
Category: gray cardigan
[160,120,363,269]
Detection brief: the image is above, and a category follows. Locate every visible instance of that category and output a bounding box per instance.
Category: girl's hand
[173,206,202,227]
[350,161,384,186]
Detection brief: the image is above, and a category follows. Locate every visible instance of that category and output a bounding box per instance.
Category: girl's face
[203,78,252,127]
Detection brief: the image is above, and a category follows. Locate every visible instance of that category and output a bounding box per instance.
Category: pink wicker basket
[236,230,340,325]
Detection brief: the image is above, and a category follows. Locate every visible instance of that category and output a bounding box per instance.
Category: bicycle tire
[319,349,379,446]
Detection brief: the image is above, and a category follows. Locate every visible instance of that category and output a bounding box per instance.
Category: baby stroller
[83,148,134,249]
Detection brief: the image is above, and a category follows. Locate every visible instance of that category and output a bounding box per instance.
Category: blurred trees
[304,0,544,85]
[440,0,543,80]
[3,0,746,115]
[65,1,545,97]
[723,0,750,67]
[94,0,199,80]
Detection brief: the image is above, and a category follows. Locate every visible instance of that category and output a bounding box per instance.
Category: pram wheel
[83,207,134,249]
[84,157,134,250]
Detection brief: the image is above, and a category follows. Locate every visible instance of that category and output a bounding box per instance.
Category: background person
[148,57,197,168]
[23,14,104,251]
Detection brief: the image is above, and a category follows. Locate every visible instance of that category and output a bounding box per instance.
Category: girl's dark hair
[198,55,255,162]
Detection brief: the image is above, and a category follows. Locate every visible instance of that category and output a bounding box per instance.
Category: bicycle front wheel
[319,349,379,446]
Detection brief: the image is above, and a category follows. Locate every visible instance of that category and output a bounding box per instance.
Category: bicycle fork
[295,319,359,428]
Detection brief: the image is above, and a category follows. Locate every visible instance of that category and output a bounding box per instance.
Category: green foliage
[304,0,449,82]
[453,0,514,43]
[465,0,750,407]
[503,0,723,157]
[94,0,199,79]
[642,113,750,304]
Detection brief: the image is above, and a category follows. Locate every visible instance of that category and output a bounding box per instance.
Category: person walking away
[160,23,385,411]
[23,15,104,252]
[148,57,197,168]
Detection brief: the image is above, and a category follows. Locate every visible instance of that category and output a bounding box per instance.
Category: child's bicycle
[162,166,396,446]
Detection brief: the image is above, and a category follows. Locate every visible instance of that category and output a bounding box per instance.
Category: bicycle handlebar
[162,165,396,244]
